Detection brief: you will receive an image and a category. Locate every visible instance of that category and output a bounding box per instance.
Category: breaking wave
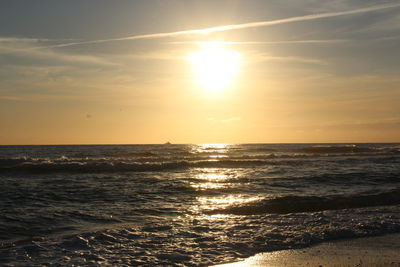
[0,153,398,173]
[301,144,399,154]
[0,158,277,173]
[207,189,400,215]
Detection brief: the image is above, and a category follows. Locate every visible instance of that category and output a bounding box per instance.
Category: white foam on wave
[2,205,400,266]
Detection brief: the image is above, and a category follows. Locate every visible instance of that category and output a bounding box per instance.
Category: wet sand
[214,233,400,267]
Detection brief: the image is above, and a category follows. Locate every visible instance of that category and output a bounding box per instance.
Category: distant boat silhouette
[164,141,171,145]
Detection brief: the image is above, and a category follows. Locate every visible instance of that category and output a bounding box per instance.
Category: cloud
[168,39,350,45]
[44,2,400,48]
[0,37,44,43]
[0,37,115,67]
[256,54,326,65]
[0,95,23,101]
[120,51,187,61]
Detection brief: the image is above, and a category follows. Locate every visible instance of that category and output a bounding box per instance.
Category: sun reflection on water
[188,166,261,215]
[192,143,231,154]
[197,195,262,212]
[190,168,232,190]
[195,169,229,181]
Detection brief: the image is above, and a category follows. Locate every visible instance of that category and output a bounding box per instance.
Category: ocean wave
[120,151,158,157]
[0,159,276,174]
[0,150,398,174]
[0,155,398,173]
[301,144,400,154]
[206,190,400,215]
[2,206,400,266]
[302,145,375,153]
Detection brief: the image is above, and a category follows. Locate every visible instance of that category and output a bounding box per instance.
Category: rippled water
[0,143,399,266]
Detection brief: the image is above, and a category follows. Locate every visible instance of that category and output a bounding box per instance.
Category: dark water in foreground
[0,143,399,266]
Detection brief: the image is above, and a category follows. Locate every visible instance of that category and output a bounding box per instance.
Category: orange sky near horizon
[1,1,400,144]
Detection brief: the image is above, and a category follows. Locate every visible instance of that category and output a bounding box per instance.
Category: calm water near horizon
[0,143,399,266]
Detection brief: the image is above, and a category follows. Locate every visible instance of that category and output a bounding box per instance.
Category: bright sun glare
[189,42,241,92]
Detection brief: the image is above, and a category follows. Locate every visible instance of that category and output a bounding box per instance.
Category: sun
[188,42,241,92]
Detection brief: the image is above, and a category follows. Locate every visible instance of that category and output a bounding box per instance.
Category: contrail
[168,39,349,45]
[47,2,400,48]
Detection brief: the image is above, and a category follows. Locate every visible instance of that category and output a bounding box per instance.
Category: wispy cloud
[45,2,400,48]
[169,39,349,45]
[257,55,326,65]
[0,37,44,43]
[0,95,23,101]
[0,38,115,66]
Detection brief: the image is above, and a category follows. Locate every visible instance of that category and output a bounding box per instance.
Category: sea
[0,143,399,266]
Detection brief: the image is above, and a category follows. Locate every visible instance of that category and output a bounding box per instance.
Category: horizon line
[1,142,399,146]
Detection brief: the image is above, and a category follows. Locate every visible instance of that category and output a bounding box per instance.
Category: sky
[1,0,400,144]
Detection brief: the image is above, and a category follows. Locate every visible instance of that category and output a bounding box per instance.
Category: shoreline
[214,233,400,267]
